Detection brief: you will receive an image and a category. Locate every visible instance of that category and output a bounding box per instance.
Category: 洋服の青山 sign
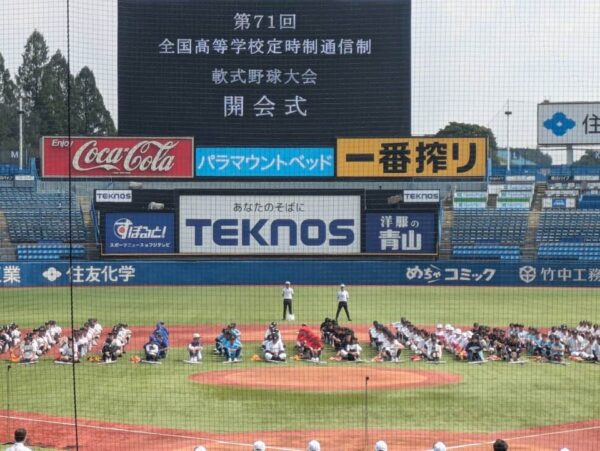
[41,136,194,178]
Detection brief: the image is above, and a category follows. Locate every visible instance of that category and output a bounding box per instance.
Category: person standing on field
[335,284,352,322]
[282,281,294,320]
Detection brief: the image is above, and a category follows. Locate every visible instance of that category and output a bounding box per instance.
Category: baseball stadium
[0,1,599,450]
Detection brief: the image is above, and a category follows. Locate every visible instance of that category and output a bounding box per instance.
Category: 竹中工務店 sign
[336,137,487,178]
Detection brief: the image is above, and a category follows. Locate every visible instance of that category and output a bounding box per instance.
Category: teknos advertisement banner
[179,195,361,254]
[336,137,487,178]
[365,211,437,255]
[104,212,175,254]
[42,136,194,178]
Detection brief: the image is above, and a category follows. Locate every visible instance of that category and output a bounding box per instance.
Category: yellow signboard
[336,137,487,178]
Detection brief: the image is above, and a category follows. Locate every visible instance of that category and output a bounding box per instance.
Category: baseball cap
[253,440,266,451]
[193,333,200,338]
[374,440,388,451]
[193,447,207,451]
[433,442,447,451]
[285,281,291,284]
[307,439,321,451]
[436,324,443,329]
[559,449,570,451]
[340,283,345,287]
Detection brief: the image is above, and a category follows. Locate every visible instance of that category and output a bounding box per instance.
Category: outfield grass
[1,285,599,434]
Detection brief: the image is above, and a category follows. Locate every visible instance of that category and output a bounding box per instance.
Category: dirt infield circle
[190,366,461,391]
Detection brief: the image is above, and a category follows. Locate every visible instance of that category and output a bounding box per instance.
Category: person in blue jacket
[223,333,242,363]
[150,330,168,359]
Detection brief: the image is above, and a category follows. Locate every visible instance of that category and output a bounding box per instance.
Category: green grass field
[1,285,599,435]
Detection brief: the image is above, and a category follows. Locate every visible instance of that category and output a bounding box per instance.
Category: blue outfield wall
[1,260,600,288]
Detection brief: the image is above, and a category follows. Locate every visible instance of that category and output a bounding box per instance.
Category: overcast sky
[1,0,600,160]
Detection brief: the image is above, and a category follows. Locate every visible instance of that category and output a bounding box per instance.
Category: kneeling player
[57,337,79,363]
[223,333,242,362]
[144,340,160,362]
[19,335,37,364]
[102,335,118,362]
[188,333,203,363]
[263,333,286,362]
[339,336,362,361]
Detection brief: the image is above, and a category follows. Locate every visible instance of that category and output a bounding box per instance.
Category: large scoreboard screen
[118,0,411,146]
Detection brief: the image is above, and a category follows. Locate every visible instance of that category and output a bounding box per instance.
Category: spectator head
[433,442,447,451]
[14,428,27,443]
[374,440,388,451]
[307,439,321,451]
[253,440,266,451]
[493,439,508,450]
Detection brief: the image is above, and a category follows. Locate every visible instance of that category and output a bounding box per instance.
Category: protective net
[0,1,599,450]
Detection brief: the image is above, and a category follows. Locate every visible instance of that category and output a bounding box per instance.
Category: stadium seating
[536,210,600,243]
[0,187,87,243]
[16,243,86,260]
[538,243,600,261]
[451,210,528,260]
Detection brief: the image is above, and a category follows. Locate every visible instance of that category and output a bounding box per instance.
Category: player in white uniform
[335,284,352,321]
[187,333,203,362]
[263,332,287,362]
[5,428,32,451]
[282,281,295,320]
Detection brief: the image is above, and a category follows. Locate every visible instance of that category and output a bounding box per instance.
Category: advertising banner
[42,137,194,178]
[5,260,600,288]
[336,137,487,178]
[179,195,360,254]
[118,0,411,146]
[402,190,440,203]
[365,212,437,255]
[195,147,334,177]
[104,212,175,254]
[538,102,600,145]
[95,190,132,203]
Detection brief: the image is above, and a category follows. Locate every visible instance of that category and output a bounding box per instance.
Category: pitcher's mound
[190,367,461,392]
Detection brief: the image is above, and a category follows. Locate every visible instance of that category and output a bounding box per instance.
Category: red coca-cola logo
[42,137,194,178]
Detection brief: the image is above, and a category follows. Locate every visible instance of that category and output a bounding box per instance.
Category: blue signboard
[365,212,437,254]
[195,147,334,177]
[4,260,600,288]
[104,212,174,254]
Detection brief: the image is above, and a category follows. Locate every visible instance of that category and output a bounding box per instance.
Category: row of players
[387,319,600,364]
[3,319,599,365]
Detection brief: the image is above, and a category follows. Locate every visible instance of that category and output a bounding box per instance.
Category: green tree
[0,52,18,160]
[436,121,499,165]
[17,30,48,112]
[37,50,73,136]
[16,31,49,155]
[74,66,115,135]
[575,150,600,166]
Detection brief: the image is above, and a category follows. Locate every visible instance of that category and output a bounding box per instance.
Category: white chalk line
[434,424,600,450]
[0,414,302,451]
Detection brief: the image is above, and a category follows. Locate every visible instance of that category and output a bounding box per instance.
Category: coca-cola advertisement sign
[42,136,194,178]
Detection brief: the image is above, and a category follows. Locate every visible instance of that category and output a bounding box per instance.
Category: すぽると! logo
[114,218,134,240]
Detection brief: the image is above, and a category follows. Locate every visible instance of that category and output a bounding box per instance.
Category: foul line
[0,414,302,451]
[439,424,600,450]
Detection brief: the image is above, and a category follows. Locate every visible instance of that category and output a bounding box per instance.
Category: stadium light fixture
[505,101,512,172]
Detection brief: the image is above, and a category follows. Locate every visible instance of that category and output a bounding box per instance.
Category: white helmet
[194,447,207,451]
[307,439,321,451]
[253,440,266,451]
[559,449,570,451]
[433,442,447,451]
[374,440,388,451]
